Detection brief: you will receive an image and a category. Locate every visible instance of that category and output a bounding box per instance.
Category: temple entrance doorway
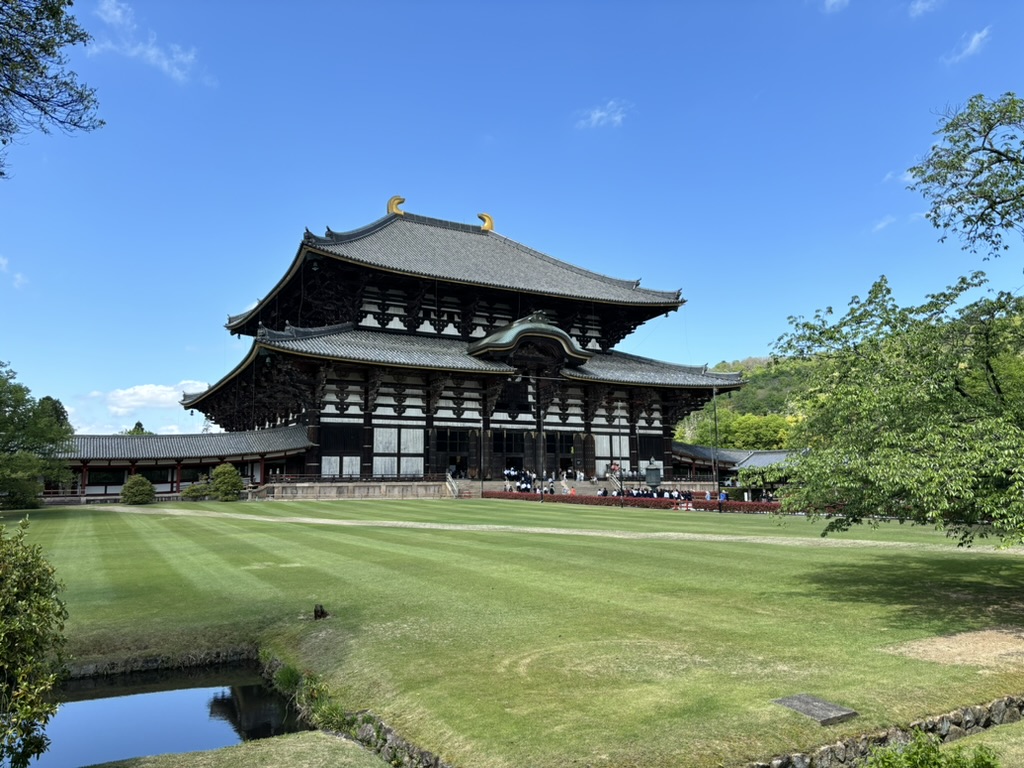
[546,432,575,477]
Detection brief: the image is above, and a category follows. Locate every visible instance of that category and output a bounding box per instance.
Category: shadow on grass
[799,551,1024,635]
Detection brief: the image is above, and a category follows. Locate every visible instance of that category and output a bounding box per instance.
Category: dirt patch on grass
[887,628,1024,668]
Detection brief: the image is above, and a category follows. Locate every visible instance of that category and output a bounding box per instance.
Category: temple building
[180,197,743,484]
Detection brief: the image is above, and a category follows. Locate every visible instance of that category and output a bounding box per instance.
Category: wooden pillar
[628,421,639,475]
[481,415,492,480]
[661,423,675,481]
[361,418,374,479]
[175,461,182,492]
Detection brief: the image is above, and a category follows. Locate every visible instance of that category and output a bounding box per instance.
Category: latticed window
[436,429,469,454]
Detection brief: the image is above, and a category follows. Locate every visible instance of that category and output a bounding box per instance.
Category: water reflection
[34,666,310,768]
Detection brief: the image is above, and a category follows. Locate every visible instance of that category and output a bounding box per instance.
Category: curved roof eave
[563,350,746,389]
[181,340,264,408]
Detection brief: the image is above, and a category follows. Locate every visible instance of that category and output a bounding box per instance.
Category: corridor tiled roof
[61,425,312,460]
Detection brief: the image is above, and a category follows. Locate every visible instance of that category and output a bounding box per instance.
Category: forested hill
[675,357,813,450]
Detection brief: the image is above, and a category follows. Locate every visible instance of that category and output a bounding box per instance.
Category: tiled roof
[304,212,683,307]
[672,442,751,465]
[568,350,743,389]
[735,450,791,469]
[61,425,312,461]
[257,323,518,373]
[671,442,791,469]
[249,324,739,389]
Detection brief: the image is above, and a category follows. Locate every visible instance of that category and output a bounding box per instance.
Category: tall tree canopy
[909,92,1024,258]
[775,273,1024,545]
[118,421,154,436]
[0,362,73,509]
[0,0,102,178]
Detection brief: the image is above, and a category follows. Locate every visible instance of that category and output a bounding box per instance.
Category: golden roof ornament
[387,195,406,215]
[478,212,494,231]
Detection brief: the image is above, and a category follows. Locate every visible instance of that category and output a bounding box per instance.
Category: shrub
[119,474,155,505]
[210,463,244,502]
[180,477,211,501]
[866,730,1000,768]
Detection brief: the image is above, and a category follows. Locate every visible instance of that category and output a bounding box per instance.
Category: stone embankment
[750,694,1023,767]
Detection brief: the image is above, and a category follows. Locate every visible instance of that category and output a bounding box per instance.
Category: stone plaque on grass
[773,694,859,725]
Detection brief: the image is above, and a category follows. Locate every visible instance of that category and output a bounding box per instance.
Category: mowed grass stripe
[22,502,1024,768]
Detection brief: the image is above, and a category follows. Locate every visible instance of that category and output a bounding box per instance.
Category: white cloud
[873,215,897,232]
[106,380,208,416]
[823,0,850,13]
[944,26,991,64]
[908,0,939,17]
[0,256,7,272]
[96,0,134,28]
[91,0,200,83]
[576,99,631,130]
[12,273,27,289]
[882,170,915,184]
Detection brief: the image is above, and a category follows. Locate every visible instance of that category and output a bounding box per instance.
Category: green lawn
[9,500,1024,768]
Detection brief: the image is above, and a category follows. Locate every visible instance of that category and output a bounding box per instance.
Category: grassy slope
[10,501,1024,768]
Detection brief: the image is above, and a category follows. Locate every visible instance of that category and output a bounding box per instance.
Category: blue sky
[2,0,1023,435]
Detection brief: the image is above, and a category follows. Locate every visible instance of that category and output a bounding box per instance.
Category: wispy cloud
[0,255,27,288]
[106,380,208,416]
[823,0,850,13]
[944,26,991,64]
[873,215,897,232]
[882,169,914,184]
[576,99,631,129]
[91,0,201,84]
[908,0,940,18]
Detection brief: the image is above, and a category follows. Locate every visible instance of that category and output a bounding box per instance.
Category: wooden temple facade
[182,198,743,483]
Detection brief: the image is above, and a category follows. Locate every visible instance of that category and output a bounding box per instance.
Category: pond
[33,666,311,768]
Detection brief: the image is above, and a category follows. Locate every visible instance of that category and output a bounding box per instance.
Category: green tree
[210,462,243,501]
[0,0,103,178]
[909,92,1024,259]
[35,397,69,430]
[120,473,155,505]
[0,362,73,510]
[775,272,1024,544]
[0,519,68,768]
[118,421,154,436]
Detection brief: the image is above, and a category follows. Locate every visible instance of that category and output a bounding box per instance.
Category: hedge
[480,491,781,514]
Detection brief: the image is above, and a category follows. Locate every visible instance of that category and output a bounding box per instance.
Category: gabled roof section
[468,311,593,367]
[61,425,313,461]
[227,207,683,330]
